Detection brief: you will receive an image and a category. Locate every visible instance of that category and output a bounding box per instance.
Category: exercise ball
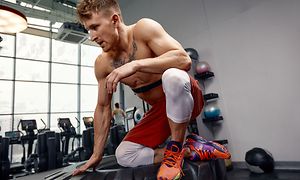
[185,48,199,60]
[196,61,211,74]
[245,147,274,174]
[204,104,221,118]
[134,108,144,124]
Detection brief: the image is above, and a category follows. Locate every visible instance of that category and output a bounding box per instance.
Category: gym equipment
[20,119,38,161]
[58,118,78,156]
[125,107,136,132]
[196,61,211,74]
[58,118,95,164]
[108,125,126,154]
[20,119,51,173]
[245,147,274,173]
[80,127,94,160]
[81,117,94,159]
[124,107,144,132]
[134,108,144,124]
[82,116,116,156]
[4,130,25,174]
[4,119,39,175]
[204,104,221,118]
[40,155,227,180]
[36,130,63,172]
[4,119,57,177]
[185,48,199,60]
[0,136,10,180]
[188,120,200,135]
[83,117,94,128]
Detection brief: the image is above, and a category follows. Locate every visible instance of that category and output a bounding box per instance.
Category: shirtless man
[73,0,230,179]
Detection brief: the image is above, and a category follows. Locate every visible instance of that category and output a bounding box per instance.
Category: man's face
[84,11,118,52]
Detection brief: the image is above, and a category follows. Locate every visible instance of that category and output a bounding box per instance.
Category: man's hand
[72,154,102,176]
[106,62,137,94]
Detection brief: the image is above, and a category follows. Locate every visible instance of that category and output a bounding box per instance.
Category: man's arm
[112,109,116,116]
[132,18,191,73]
[93,78,112,158]
[73,56,112,175]
[122,109,126,118]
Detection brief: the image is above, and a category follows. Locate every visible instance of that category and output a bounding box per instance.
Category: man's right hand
[72,154,102,176]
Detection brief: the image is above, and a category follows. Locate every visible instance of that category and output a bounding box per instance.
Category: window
[81,66,97,84]
[81,44,101,66]
[16,33,50,61]
[16,59,49,81]
[0,81,13,114]
[80,85,98,112]
[0,33,15,57]
[51,84,78,112]
[52,64,78,83]
[0,57,14,79]
[0,115,12,136]
[14,82,48,113]
[52,39,78,64]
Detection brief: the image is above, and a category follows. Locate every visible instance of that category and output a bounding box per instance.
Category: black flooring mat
[227,168,300,180]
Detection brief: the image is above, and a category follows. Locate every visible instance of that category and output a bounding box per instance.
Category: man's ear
[112,14,119,26]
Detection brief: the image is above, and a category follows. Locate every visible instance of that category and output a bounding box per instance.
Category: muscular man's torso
[100,25,165,105]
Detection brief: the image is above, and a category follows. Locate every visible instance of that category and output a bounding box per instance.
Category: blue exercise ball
[204,104,221,118]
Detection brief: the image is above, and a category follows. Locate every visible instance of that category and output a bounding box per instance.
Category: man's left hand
[105,62,136,94]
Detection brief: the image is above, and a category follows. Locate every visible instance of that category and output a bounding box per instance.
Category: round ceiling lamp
[0,5,28,34]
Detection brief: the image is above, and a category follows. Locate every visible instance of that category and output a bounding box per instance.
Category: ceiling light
[0,5,28,34]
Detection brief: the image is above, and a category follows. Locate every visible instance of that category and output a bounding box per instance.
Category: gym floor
[227,168,300,180]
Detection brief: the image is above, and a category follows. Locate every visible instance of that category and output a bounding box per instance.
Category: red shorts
[123,76,204,149]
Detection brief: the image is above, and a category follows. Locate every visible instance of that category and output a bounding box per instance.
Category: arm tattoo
[112,40,138,68]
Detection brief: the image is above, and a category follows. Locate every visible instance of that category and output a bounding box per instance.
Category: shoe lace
[162,145,185,176]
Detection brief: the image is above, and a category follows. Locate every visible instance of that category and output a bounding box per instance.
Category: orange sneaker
[157,141,185,180]
[184,134,231,161]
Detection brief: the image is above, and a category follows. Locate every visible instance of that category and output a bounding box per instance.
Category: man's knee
[162,68,190,94]
[115,142,132,167]
[115,141,154,167]
[162,68,193,123]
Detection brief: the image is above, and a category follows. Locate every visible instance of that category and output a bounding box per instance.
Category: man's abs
[121,72,165,105]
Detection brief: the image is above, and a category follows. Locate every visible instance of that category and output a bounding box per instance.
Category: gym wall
[120,0,300,163]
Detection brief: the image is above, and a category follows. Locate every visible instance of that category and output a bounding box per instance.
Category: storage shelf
[203,116,223,123]
[203,93,219,101]
[194,71,215,80]
[213,139,228,145]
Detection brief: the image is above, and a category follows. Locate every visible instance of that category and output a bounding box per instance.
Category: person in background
[112,102,126,126]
